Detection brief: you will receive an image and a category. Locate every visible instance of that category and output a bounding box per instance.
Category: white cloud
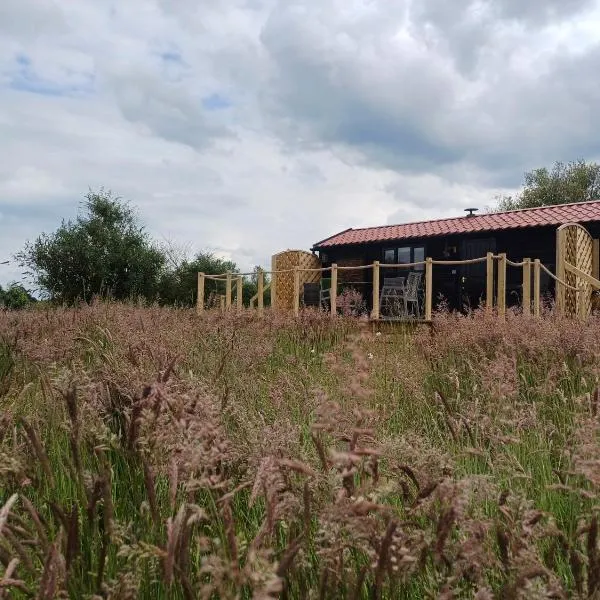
[1,0,599,289]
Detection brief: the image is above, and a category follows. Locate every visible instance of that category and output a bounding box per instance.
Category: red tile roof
[313,200,600,248]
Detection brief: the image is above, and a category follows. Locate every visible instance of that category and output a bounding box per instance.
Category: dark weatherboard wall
[315,223,600,312]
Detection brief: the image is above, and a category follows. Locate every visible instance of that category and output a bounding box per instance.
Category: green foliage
[15,189,269,309]
[157,250,238,306]
[157,253,271,308]
[15,189,165,304]
[497,159,600,211]
[244,265,272,307]
[0,282,36,309]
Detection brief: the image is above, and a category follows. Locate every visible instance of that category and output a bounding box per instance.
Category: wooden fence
[196,253,600,321]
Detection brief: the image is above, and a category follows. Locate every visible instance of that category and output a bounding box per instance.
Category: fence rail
[196,254,600,321]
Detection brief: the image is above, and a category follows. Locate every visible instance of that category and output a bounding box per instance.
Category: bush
[0,283,35,309]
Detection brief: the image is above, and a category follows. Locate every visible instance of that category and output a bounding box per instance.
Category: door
[460,238,496,310]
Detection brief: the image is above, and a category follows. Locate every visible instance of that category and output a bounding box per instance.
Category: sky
[1,0,600,287]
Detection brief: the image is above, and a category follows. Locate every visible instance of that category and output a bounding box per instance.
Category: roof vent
[464,208,479,217]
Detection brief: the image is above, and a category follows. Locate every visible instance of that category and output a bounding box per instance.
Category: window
[383,248,395,264]
[413,247,425,271]
[382,245,425,269]
[397,247,411,264]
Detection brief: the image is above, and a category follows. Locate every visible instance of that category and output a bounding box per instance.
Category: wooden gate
[556,223,594,318]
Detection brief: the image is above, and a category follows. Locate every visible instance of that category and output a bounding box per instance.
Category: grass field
[1,302,600,599]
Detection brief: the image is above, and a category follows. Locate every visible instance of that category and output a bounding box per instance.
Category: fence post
[257,268,264,314]
[220,295,225,312]
[533,259,541,317]
[497,253,507,318]
[270,256,277,310]
[197,272,205,314]
[225,272,232,310]
[372,261,380,320]
[293,267,300,317]
[486,252,494,313]
[425,257,433,321]
[236,275,243,311]
[578,283,587,320]
[555,228,565,315]
[330,264,338,317]
[522,258,531,316]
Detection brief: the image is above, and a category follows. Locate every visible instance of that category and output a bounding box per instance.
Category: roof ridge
[312,227,353,248]
[484,198,600,215]
[312,199,600,249]
[346,199,600,234]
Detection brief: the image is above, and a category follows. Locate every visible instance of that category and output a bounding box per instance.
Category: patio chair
[401,272,423,317]
[380,276,406,317]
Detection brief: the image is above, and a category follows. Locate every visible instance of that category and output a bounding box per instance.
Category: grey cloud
[107,72,233,150]
[412,0,594,32]
[0,0,69,39]
[260,2,461,169]
[282,160,327,185]
[409,0,596,75]
[407,1,498,76]
[463,45,600,179]
[156,193,246,215]
[491,0,593,24]
[257,0,600,188]
[155,0,271,94]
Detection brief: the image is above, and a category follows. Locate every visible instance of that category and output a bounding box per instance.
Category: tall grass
[1,302,600,598]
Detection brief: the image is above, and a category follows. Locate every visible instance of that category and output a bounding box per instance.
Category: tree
[247,265,271,306]
[497,160,600,211]
[0,283,36,309]
[158,250,238,307]
[157,250,270,308]
[16,190,165,304]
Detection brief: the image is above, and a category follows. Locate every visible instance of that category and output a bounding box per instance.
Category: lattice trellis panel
[577,225,594,318]
[271,250,321,310]
[557,224,593,318]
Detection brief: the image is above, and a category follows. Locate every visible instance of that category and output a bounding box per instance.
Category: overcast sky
[2,0,600,286]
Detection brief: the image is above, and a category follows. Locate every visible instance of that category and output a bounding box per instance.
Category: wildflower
[367,352,374,360]
[311,348,316,354]
[376,331,382,337]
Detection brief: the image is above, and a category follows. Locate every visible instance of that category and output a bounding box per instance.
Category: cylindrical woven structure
[271,250,321,310]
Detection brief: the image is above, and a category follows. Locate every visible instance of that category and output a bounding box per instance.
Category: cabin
[311,201,600,315]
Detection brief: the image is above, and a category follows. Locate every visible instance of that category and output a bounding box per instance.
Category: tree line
[4,190,268,308]
[2,159,599,309]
